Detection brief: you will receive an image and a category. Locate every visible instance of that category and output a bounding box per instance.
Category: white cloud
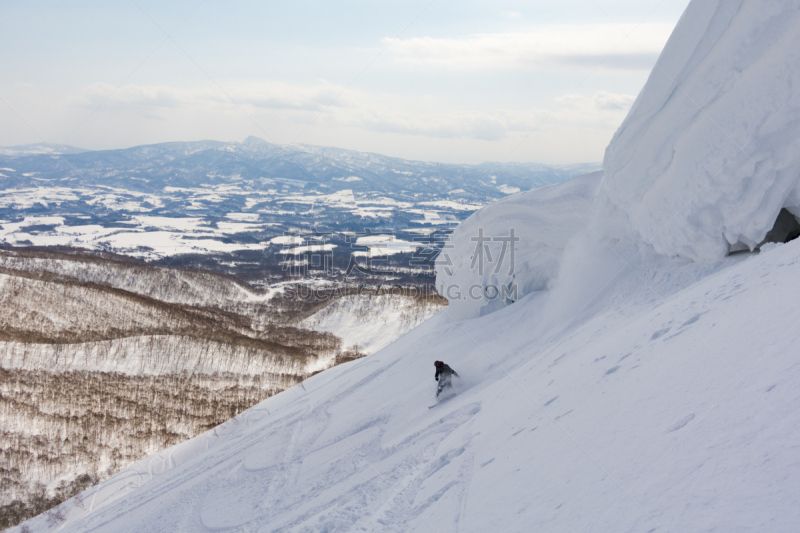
[591,91,636,111]
[557,91,636,112]
[384,24,674,71]
[79,83,191,109]
[330,90,636,141]
[77,81,348,112]
[229,82,346,111]
[72,81,634,143]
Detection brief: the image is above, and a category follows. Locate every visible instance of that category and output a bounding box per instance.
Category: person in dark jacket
[434,360,459,397]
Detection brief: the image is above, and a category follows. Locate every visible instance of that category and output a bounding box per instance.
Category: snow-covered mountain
[0,137,595,200]
[14,1,800,531]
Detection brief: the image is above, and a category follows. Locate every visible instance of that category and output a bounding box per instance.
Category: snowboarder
[434,360,459,397]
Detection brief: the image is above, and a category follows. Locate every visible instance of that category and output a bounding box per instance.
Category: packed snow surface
[600,0,800,260]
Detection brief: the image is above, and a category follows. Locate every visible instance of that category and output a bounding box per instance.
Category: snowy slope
[16,237,800,533]
[301,294,445,354]
[600,0,800,260]
[15,1,800,531]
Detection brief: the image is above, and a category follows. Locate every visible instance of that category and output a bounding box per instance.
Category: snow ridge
[600,0,800,260]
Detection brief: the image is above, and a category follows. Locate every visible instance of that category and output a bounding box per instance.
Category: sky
[0,0,692,164]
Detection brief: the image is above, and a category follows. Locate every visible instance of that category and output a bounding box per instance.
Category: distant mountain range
[0,137,600,202]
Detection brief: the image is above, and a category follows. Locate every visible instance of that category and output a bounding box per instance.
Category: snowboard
[428,392,456,409]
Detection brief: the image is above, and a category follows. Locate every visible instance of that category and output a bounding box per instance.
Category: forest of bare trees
[0,248,445,529]
[0,368,292,528]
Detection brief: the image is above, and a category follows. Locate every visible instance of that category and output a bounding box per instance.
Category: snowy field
[0,188,472,260]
